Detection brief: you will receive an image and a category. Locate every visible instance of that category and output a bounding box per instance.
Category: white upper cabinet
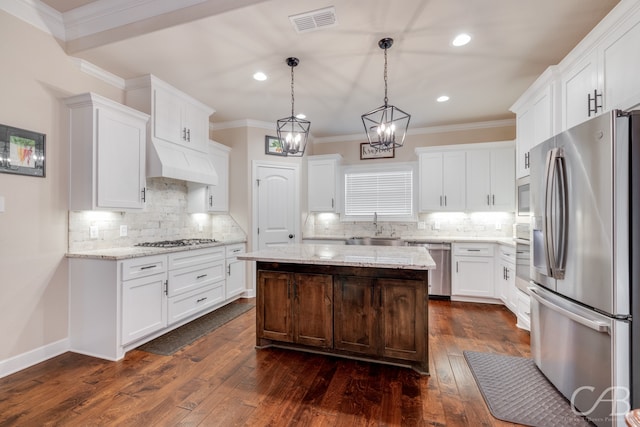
[511,67,558,178]
[416,149,465,212]
[307,154,342,212]
[465,144,515,212]
[65,93,149,211]
[187,141,230,213]
[125,74,214,153]
[558,1,640,130]
[561,50,599,130]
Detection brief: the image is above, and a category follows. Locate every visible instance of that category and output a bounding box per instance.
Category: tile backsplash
[303,212,515,239]
[68,178,246,251]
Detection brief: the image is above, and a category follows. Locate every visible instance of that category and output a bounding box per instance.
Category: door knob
[288,234,294,239]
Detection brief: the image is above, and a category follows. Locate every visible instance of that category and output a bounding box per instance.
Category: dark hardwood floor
[0,299,530,426]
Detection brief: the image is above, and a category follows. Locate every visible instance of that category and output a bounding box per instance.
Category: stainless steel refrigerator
[529,110,640,427]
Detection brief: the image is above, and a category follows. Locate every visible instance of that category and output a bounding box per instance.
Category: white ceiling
[41,0,620,139]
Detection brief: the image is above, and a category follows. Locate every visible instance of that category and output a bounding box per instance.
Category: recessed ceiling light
[253,71,267,81]
[296,113,306,119]
[437,95,450,103]
[452,33,471,47]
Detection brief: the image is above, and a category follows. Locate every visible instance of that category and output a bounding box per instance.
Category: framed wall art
[0,124,46,177]
[265,135,286,156]
[360,142,394,160]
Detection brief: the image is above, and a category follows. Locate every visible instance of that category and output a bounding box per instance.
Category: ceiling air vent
[289,6,337,33]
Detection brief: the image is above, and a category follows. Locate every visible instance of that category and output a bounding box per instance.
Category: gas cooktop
[135,238,218,248]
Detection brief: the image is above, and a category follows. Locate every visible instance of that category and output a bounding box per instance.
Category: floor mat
[138,302,254,355]
[463,351,593,427]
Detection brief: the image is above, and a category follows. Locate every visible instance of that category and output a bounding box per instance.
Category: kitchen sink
[345,237,406,246]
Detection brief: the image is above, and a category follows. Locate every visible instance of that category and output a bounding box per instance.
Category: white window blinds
[344,169,413,217]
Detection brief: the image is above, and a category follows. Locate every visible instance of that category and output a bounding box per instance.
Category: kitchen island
[238,243,435,374]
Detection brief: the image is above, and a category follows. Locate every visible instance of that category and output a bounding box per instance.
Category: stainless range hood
[146,138,218,186]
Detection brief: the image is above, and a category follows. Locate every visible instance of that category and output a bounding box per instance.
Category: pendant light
[361,38,411,149]
[276,57,310,157]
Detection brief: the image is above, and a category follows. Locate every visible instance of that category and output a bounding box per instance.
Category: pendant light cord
[383,45,388,107]
[290,65,295,118]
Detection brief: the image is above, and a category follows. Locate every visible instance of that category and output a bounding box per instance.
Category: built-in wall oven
[514,223,530,293]
[516,176,530,220]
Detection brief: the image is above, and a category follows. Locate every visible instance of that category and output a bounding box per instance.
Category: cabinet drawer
[168,247,224,270]
[167,282,225,325]
[226,243,246,257]
[168,260,225,297]
[499,245,516,264]
[453,243,494,257]
[121,255,167,282]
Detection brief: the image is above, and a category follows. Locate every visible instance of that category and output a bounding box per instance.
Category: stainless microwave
[516,176,530,217]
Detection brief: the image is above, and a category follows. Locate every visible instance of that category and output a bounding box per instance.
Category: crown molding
[70,58,126,89]
[63,0,206,41]
[1,0,65,40]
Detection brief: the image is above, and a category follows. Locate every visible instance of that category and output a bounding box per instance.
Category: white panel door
[442,151,466,211]
[96,107,145,209]
[418,152,444,211]
[257,165,298,249]
[561,52,598,130]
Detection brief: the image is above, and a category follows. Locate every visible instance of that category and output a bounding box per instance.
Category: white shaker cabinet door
[96,107,146,209]
[122,272,168,345]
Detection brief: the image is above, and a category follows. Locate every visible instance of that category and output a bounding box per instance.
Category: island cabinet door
[378,278,426,362]
[292,273,333,348]
[333,276,378,356]
[257,271,293,343]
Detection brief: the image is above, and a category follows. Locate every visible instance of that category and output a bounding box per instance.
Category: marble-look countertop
[238,243,435,270]
[303,235,516,247]
[66,238,247,260]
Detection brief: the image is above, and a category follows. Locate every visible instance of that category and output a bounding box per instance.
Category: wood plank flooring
[0,299,531,426]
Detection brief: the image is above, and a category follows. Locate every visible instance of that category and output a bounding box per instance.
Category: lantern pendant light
[361,38,411,149]
[276,57,310,157]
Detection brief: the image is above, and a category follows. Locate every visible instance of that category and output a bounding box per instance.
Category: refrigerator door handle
[529,287,610,333]
[555,150,568,279]
[543,148,556,277]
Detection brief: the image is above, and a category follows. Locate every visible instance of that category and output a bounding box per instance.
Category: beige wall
[0,11,123,364]
[311,125,515,164]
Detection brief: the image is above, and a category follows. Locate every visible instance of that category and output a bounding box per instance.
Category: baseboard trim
[0,338,69,379]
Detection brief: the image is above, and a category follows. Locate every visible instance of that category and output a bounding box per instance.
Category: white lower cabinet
[496,245,517,314]
[451,243,498,302]
[516,290,531,331]
[121,258,168,345]
[69,244,244,361]
[166,247,226,325]
[225,243,247,300]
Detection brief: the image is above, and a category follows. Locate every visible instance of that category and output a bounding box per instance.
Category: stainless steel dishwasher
[409,242,451,298]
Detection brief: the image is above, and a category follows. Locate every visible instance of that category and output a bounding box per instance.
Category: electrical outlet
[198,223,203,232]
[433,221,441,230]
[417,221,426,230]
[90,225,99,239]
[495,222,502,230]
[120,225,128,237]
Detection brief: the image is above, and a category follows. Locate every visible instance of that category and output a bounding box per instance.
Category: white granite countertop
[238,243,435,270]
[66,238,247,260]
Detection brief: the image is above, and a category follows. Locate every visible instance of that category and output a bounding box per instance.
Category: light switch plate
[90,225,99,239]
[433,221,440,230]
[495,222,502,230]
[417,221,426,230]
[120,225,128,237]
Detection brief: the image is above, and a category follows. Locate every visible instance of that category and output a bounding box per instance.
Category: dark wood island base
[255,261,430,375]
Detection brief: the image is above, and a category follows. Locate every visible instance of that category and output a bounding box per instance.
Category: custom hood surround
[125,74,218,186]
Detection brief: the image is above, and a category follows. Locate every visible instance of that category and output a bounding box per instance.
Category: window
[343,166,414,220]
